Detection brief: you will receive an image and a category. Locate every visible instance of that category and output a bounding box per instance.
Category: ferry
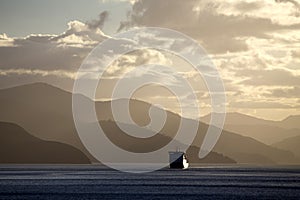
[168,151,189,169]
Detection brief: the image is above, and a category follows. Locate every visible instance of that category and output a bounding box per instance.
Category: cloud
[118,0,300,53]
[0,20,109,71]
[0,1,299,118]
[229,100,299,109]
[234,1,263,11]
[115,0,300,113]
[52,20,109,44]
[87,11,109,30]
[0,68,75,79]
[237,68,300,86]
[216,0,300,25]
[0,15,114,91]
[265,86,300,98]
[275,0,300,8]
[0,33,15,47]
[292,49,300,58]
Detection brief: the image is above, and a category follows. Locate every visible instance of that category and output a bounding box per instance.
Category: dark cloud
[87,11,109,30]
[235,1,263,11]
[118,0,300,53]
[0,37,89,71]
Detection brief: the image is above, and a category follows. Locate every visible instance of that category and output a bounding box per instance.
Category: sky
[0,0,299,120]
[0,0,130,36]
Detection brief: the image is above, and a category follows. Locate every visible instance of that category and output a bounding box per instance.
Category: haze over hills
[97,120,235,164]
[201,113,300,145]
[0,121,90,163]
[201,112,300,129]
[0,83,233,164]
[280,115,300,130]
[272,135,300,158]
[95,98,299,164]
[0,82,299,165]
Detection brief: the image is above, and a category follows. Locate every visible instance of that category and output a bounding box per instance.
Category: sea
[0,165,299,200]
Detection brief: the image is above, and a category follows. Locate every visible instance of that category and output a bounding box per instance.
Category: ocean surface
[0,165,299,200]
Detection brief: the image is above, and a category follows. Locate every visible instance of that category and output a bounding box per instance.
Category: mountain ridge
[272,135,300,158]
[0,82,299,165]
[201,112,300,144]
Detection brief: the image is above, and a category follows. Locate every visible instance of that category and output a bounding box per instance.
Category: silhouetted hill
[272,135,300,158]
[0,83,298,165]
[0,82,97,162]
[0,122,90,163]
[201,113,300,144]
[186,146,235,164]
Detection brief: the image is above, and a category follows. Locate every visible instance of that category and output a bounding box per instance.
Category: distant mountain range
[0,83,299,165]
[202,112,300,129]
[272,135,300,158]
[201,113,300,145]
